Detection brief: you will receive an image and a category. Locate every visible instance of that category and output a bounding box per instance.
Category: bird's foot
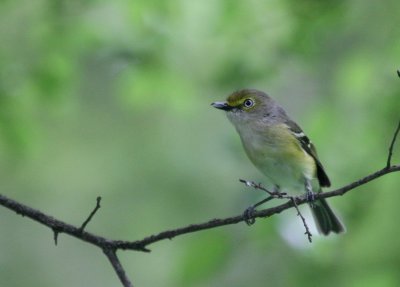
[305,190,316,208]
[304,179,316,207]
[243,206,256,225]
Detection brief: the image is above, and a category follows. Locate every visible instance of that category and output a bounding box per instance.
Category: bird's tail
[310,198,345,235]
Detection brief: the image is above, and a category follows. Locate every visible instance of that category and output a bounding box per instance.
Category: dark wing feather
[285,120,331,187]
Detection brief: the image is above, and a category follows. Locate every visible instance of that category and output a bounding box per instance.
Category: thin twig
[290,197,312,242]
[79,196,102,232]
[53,228,60,245]
[239,179,287,197]
[387,120,400,168]
[103,248,133,287]
[240,178,313,242]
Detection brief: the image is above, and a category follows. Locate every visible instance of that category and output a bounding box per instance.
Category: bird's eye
[243,99,254,108]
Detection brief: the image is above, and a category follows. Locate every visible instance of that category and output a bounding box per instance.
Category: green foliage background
[0,0,399,286]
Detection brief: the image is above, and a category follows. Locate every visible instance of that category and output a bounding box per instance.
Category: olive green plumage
[212,89,344,235]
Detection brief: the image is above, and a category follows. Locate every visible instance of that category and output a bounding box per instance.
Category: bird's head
[212,89,278,126]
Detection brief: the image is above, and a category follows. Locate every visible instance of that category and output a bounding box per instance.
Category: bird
[212,89,344,235]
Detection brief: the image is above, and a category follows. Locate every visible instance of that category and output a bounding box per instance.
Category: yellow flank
[239,123,316,191]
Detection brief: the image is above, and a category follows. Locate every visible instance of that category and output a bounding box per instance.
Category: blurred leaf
[177,232,231,285]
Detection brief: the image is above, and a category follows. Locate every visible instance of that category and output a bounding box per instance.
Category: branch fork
[239,179,313,242]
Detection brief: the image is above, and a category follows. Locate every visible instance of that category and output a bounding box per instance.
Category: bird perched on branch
[212,89,344,235]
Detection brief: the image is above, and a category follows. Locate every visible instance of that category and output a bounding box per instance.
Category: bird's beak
[211,101,233,111]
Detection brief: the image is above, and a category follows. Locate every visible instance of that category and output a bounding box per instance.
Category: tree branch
[290,196,313,242]
[103,248,133,287]
[1,165,398,283]
[117,164,400,251]
[79,196,102,232]
[0,121,399,286]
[387,120,400,168]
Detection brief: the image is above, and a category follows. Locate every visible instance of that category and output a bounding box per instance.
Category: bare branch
[238,179,312,241]
[103,248,133,287]
[1,166,399,253]
[290,197,312,242]
[387,120,400,168]
[118,164,399,251]
[53,228,60,245]
[79,196,102,232]
[0,121,399,286]
[0,194,102,245]
[239,179,287,197]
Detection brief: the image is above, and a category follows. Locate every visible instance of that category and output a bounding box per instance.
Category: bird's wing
[285,119,331,187]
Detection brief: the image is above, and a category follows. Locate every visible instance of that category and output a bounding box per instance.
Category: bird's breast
[237,124,316,192]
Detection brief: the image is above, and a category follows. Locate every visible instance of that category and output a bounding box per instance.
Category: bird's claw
[305,190,316,207]
[243,206,256,225]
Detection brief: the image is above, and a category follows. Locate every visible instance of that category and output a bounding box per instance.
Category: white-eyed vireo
[212,89,344,235]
